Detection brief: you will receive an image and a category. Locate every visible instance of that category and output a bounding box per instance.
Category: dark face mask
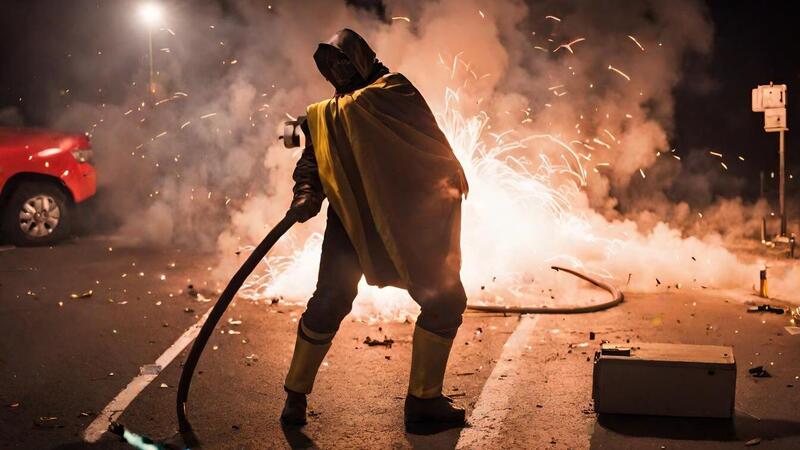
[320,49,360,89]
[329,55,359,87]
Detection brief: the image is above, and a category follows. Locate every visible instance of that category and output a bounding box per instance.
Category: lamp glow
[138,3,162,26]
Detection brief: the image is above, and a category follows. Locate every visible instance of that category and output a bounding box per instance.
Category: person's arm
[288,119,325,222]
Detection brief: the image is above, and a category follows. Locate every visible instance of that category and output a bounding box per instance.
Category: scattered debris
[589,331,596,340]
[363,336,394,348]
[8,402,19,408]
[784,326,800,336]
[183,307,195,313]
[747,304,785,314]
[34,416,63,429]
[187,284,198,298]
[227,318,243,326]
[245,354,259,366]
[139,364,162,376]
[159,383,169,388]
[745,437,762,446]
[749,366,771,378]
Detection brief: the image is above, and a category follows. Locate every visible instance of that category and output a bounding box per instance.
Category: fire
[239,85,612,320]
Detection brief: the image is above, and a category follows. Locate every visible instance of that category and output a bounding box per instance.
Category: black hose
[466,266,623,314]
[175,216,621,432]
[177,214,297,432]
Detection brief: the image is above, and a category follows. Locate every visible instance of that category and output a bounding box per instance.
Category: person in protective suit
[282,28,469,427]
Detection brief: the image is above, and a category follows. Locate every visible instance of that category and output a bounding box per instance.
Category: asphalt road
[1,237,799,449]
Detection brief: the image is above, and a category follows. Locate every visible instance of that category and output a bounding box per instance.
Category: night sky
[1,0,798,203]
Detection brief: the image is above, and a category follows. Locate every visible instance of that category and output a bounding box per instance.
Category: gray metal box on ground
[592,342,736,418]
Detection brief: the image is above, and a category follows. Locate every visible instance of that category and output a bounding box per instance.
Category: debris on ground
[785,326,800,335]
[8,402,19,408]
[34,416,63,429]
[139,364,162,376]
[187,284,198,298]
[745,437,762,446]
[228,318,243,326]
[747,304,785,314]
[70,290,93,299]
[183,307,194,313]
[245,354,258,366]
[363,336,394,348]
[589,331,596,340]
[749,366,771,378]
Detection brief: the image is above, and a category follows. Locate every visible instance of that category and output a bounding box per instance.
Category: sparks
[721,162,728,170]
[592,138,611,149]
[200,112,217,119]
[545,15,561,22]
[391,16,411,22]
[608,65,631,81]
[554,37,586,54]
[709,151,722,157]
[639,168,646,179]
[627,35,645,51]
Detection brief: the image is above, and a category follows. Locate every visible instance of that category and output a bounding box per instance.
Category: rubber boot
[281,388,308,426]
[281,321,334,426]
[404,325,465,424]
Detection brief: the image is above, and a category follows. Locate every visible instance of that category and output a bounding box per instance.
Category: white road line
[456,314,540,449]
[83,307,212,443]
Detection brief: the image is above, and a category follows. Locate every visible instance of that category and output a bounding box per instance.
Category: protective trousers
[284,207,466,398]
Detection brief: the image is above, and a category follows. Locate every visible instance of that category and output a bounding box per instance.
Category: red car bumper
[65,162,97,203]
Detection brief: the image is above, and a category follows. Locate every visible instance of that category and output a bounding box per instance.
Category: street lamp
[138,2,163,96]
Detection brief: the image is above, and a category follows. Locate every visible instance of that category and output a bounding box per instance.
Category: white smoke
[51,1,796,318]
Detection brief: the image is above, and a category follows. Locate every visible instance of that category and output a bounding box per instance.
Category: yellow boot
[282,321,335,425]
[405,325,465,424]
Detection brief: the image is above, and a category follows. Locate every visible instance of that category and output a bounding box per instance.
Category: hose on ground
[466,266,623,314]
[176,214,297,432]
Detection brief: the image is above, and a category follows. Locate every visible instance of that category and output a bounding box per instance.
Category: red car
[0,127,96,245]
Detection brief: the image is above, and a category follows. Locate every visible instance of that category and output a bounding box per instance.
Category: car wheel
[2,181,71,246]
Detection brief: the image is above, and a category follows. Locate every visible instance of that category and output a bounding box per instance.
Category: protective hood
[314,28,388,94]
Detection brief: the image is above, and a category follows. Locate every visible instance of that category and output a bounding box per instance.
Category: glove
[288,187,322,223]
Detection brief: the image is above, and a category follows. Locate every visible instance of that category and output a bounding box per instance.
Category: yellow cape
[306,73,468,290]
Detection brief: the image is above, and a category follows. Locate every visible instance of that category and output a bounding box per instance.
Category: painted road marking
[83,307,212,443]
[456,314,539,449]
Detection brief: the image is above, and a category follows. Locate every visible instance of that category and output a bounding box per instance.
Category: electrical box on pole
[752,83,788,237]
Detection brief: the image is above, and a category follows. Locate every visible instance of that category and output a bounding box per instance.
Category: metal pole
[148,28,155,96]
[780,129,786,236]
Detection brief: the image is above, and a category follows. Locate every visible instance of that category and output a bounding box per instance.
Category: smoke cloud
[46,0,792,318]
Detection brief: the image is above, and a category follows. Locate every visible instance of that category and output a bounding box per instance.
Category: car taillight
[71,149,93,163]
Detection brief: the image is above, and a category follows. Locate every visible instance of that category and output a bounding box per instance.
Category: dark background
[1,0,797,203]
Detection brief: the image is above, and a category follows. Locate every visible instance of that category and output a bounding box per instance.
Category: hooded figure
[282,28,469,427]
